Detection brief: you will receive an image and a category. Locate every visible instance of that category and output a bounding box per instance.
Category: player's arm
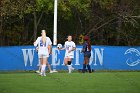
[58,47,65,50]
[48,38,52,55]
[71,47,76,51]
[68,47,76,53]
[36,46,39,52]
[34,37,40,47]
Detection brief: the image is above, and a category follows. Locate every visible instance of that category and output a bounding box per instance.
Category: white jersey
[64,41,76,58]
[34,36,52,55]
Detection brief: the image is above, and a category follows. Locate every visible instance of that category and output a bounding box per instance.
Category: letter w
[22,49,35,66]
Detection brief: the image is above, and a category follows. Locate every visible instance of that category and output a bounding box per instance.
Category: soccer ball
[57,44,62,49]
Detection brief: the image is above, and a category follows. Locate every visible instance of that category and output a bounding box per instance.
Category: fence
[0,45,140,71]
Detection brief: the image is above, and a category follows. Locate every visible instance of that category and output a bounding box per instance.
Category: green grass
[0,72,140,93]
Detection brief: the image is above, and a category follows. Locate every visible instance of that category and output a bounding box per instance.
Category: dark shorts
[84,52,91,58]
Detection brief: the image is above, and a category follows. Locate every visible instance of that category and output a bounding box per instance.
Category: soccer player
[58,35,76,73]
[81,35,92,73]
[34,30,53,76]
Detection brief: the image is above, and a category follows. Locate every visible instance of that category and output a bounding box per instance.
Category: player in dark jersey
[81,35,92,73]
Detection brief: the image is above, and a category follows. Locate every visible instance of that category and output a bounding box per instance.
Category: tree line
[0,0,140,46]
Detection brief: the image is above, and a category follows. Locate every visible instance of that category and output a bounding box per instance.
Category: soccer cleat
[68,70,72,73]
[40,74,46,77]
[52,70,58,73]
[49,71,54,73]
[39,73,43,76]
[43,74,46,76]
[40,73,46,76]
[36,70,40,74]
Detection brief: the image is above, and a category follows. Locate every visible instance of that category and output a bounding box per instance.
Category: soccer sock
[87,64,92,73]
[67,65,72,73]
[41,65,46,75]
[82,64,86,73]
[68,61,74,69]
[39,65,42,72]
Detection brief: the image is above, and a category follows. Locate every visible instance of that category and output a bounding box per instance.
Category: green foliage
[98,0,117,10]
[36,0,54,12]
[0,0,140,46]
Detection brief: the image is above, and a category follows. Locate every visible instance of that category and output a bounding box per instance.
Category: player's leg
[41,56,47,76]
[68,57,74,70]
[64,57,74,73]
[82,57,86,73]
[67,58,72,73]
[64,58,68,65]
[46,61,53,73]
[36,58,41,73]
[67,57,74,73]
[67,58,72,65]
[38,55,43,75]
[64,57,71,73]
[64,57,69,72]
[40,56,43,75]
[38,58,42,72]
[40,58,43,72]
[85,57,91,73]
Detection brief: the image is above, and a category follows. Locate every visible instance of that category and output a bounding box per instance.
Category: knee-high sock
[87,64,91,73]
[41,65,46,74]
[82,64,86,73]
[67,65,72,73]
[39,65,42,72]
[67,61,74,70]
[67,61,71,70]
[67,65,71,70]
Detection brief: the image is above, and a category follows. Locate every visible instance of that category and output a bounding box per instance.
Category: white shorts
[65,53,74,58]
[38,54,49,58]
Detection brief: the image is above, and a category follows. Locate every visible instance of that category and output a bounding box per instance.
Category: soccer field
[0,72,140,93]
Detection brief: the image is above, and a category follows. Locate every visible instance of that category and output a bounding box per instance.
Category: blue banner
[0,46,140,71]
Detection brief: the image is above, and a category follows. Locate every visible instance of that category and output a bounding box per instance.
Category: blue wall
[0,46,140,71]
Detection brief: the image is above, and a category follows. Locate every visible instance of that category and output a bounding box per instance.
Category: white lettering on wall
[52,48,60,66]
[22,47,104,67]
[89,50,94,65]
[22,49,35,66]
[75,48,81,65]
[94,48,104,66]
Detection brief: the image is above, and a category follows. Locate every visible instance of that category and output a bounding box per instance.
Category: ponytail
[87,40,91,51]
[42,30,46,44]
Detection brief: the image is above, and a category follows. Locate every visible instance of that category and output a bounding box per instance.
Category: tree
[0,0,140,46]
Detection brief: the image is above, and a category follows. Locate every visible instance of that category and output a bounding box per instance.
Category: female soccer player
[58,35,76,73]
[82,35,92,73]
[34,30,52,76]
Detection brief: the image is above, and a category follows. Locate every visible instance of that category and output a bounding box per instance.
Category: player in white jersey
[58,35,76,73]
[34,30,53,76]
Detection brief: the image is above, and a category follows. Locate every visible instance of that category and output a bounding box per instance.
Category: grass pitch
[0,72,140,93]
